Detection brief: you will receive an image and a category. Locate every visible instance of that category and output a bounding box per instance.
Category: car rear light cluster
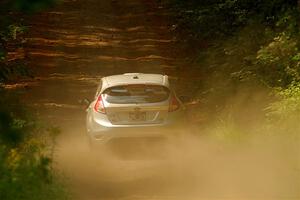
[169,95,180,112]
[94,95,106,114]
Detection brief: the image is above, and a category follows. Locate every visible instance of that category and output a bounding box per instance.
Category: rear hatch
[102,84,170,125]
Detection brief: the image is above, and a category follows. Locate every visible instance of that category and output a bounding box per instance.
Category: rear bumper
[86,107,186,145]
[87,123,183,145]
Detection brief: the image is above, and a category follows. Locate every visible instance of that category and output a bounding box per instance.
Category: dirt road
[22,0,193,199]
[18,0,300,199]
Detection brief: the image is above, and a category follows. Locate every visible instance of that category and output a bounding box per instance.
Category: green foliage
[0,22,29,84]
[0,62,31,83]
[266,82,300,122]
[171,0,298,42]
[0,112,25,146]
[170,0,300,144]
[0,24,28,41]
[1,0,60,13]
[208,112,247,144]
[0,0,60,84]
[170,0,300,95]
[0,0,65,196]
[256,32,300,87]
[0,93,68,200]
[0,48,6,61]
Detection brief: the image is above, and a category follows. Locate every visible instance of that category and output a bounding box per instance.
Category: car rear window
[102,84,170,104]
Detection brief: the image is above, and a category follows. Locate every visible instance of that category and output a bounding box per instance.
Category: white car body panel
[86,73,184,146]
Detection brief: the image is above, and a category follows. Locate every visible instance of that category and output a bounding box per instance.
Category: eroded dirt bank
[16,0,300,199]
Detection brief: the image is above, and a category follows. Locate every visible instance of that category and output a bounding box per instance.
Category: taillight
[169,95,180,112]
[94,95,106,114]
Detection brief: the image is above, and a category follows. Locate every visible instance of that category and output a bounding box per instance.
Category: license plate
[129,112,146,121]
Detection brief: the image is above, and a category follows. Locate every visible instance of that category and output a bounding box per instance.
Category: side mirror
[79,98,91,109]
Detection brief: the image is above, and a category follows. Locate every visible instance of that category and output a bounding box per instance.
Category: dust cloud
[17,0,299,198]
[55,123,300,200]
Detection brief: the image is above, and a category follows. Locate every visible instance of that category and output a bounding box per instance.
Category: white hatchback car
[86,73,185,147]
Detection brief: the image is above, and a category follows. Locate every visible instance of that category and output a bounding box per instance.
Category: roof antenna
[133,75,139,79]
